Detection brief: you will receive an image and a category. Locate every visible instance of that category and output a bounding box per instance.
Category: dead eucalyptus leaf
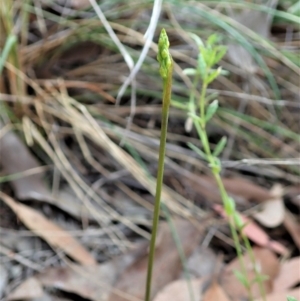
[7,277,44,300]
[214,204,288,255]
[0,192,96,265]
[203,281,231,301]
[273,256,300,293]
[108,219,204,301]
[0,122,49,200]
[37,243,147,301]
[183,246,218,278]
[221,247,280,300]
[253,184,285,228]
[153,278,203,301]
[283,211,300,250]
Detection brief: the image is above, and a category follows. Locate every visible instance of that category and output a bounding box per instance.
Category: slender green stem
[199,81,207,125]
[145,29,173,301]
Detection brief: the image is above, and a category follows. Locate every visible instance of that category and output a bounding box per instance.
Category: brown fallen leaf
[183,246,218,278]
[7,277,44,300]
[108,219,204,301]
[221,247,280,300]
[255,287,300,301]
[0,122,49,200]
[285,185,300,208]
[273,257,300,293]
[203,281,231,301]
[221,177,273,203]
[283,210,300,250]
[253,184,285,228]
[191,176,272,205]
[39,243,147,301]
[0,192,96,265]
[153,278,203,301]
[214,204,288,255]
[0,123,96,222]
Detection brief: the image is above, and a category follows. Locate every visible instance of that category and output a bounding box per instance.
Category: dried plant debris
[0,121,49,201]
[153,278,203,301]
[221,247,280,300]
[0,0,299,299]
[253,184,285,228]
[7,277,44,301]
[0,192,96,265]
[108,219,204,301]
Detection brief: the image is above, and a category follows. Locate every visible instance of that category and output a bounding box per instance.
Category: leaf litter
[253,184,285,228]
[0,192,96,265]
[108,219,205,301]
[7,277,44,301]
[221,247,280,300]
[0,0,299,300]
[0,121,49,201]
[203,281,231,301]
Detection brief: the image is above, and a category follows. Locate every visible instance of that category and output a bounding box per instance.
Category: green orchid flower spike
[157,28,173,79]
[145,29,173,301]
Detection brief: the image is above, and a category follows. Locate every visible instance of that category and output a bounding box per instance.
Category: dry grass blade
[56,94,202,218]
[0,192,96,265]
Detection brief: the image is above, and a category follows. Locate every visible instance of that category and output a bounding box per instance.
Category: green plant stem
[145,63,172,301]
[199,82,207,125]
[195,76,255,299]
[195,75,268,301]
[242,231,266,300]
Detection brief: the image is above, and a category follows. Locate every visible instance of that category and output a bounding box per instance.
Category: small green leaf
[189,33,204,47]
[233,269,249,288]
[213,136,227,157]
[205,99,219,122]
[200,46,211,67]
[225,196,236,215]
[197,52,207,80]
[207,48,217,67]
[209,157,221,173]
[187,142,207,161]
[213,46,227,65]
[0,34,17,75]
[207,33,219,47]
[206,67,222,84]
[183,68,198,76]
[251,274,269,284]
[220,69,229,76]
[287,296,298,301]
[188,112,203,124]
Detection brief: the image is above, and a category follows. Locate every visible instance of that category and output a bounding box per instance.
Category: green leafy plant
[184,33,267,301]
[287,296,298,301]
[145,28,173,301]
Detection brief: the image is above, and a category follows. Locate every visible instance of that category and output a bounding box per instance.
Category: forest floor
[0,0,299,300]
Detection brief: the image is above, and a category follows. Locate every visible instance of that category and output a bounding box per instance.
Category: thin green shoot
[144,28,173,301]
